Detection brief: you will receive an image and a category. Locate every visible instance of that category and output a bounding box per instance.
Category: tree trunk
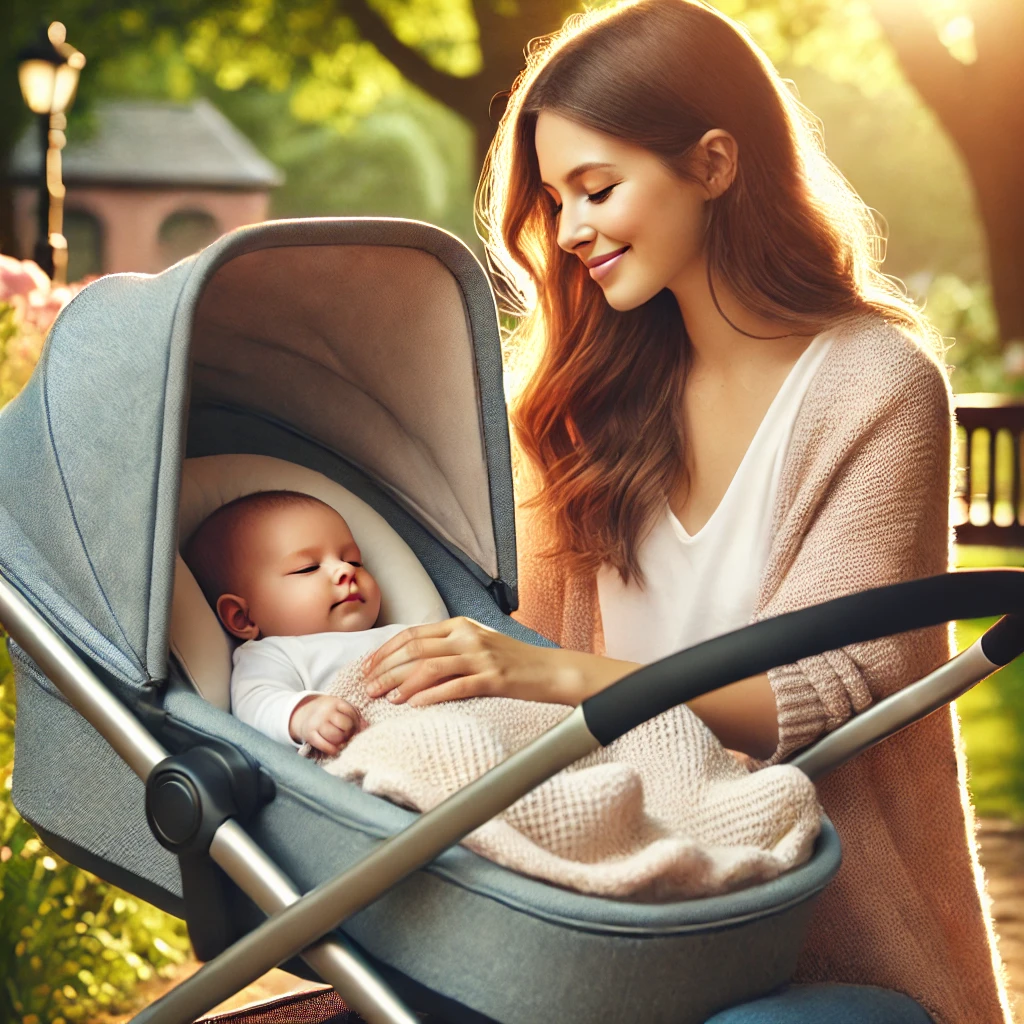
[962,137,1024,342]
[871,0,1024,342]
[344,0,571,173]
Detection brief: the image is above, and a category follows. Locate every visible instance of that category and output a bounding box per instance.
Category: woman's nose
[557,207,596,255]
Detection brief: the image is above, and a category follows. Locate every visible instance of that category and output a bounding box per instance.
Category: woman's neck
[669,260,818,373]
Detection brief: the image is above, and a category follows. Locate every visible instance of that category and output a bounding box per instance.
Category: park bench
[953,393,1024,547]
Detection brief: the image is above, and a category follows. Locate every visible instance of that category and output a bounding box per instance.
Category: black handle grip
[581,569,1024,746]
[981,613,1024,666]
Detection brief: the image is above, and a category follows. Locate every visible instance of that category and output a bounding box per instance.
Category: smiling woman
[535,113,715,305]
[351,1,1016,1021]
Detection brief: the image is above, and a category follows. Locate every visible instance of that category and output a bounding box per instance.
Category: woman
[365,1,1010,1020]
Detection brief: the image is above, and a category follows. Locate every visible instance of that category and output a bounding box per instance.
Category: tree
[868,0,1024,341]
[3,0,1017,341]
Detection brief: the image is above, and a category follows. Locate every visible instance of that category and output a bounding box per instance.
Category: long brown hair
[475,0,943,587]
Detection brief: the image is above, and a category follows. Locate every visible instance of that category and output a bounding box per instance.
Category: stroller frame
[3,562,1021,1024]
[4,217,1022,1024]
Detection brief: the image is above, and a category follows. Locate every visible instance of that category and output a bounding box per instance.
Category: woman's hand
[364,617,637,707]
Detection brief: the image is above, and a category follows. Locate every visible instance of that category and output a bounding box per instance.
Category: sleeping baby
[182,489,407,755]
[182,488,822,901]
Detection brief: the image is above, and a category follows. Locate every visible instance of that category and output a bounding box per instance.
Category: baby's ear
[216,594,260,641]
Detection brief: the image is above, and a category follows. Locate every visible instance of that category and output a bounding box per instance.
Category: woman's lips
[589,247,629,282]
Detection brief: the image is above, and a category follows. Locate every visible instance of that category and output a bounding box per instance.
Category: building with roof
[8,98,283,279]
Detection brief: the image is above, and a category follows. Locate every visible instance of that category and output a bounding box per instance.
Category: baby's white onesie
[231,624,408,748]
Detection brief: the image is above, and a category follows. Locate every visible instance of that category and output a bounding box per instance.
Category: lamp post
[16,23,85,285]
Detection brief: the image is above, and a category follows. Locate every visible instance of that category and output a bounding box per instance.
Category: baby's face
[219,502,382,639]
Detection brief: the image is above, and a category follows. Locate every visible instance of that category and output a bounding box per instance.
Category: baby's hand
[289,696,366,756]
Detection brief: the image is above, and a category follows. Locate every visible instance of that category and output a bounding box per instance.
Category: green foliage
[213,82,478,250]
[0,301,40,407]
[779,62,985,284]
[3,0,990,289]
[89,0,479,134]
[0,637,191,1024]
[923,275,1022,394]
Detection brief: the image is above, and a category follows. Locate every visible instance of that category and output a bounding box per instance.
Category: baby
[182,490,408,756]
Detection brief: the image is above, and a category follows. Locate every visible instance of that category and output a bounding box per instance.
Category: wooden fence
[954,394,1024,547]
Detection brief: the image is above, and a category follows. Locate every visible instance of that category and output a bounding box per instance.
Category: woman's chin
[601,283,654,312]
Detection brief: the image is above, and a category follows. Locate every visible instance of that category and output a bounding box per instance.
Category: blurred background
[1,0,1023,1021]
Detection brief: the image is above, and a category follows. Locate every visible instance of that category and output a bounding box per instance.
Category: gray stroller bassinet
[2,218,1021,1024]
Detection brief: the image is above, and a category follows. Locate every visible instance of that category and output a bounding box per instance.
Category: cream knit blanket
[299,655,822,900]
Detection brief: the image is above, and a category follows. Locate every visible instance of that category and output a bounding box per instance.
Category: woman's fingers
[405,674,492,707]
[378,655,480,704]
[366,636,465,696]
[366,620,458,674]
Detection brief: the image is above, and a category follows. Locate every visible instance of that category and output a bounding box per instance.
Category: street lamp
[17,23,86,285]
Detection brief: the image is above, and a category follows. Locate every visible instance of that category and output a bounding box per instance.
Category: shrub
[0,633,191,1023]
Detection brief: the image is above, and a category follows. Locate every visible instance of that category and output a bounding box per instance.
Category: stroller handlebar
[581,569,1024,747]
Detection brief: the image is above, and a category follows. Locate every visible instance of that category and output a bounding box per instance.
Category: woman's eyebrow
[541,161,614,188]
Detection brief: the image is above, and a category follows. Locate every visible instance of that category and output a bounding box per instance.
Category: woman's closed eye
[549,184,617,218]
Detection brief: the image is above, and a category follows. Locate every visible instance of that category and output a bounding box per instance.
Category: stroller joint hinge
[145,744,261,855]
[145,743,264,961]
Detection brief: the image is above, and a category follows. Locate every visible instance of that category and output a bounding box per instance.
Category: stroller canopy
[0,218,516,686]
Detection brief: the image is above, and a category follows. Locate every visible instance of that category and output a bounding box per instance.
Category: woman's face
[534,110,724,311]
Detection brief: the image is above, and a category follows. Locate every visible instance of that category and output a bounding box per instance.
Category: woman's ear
[696,129,738,200]
[216,594,260,641]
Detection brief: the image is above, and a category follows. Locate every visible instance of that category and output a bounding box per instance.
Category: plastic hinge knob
[148,774,201,847]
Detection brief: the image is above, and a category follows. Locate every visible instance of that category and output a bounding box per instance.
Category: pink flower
[0,255,51,304]
[0,257,91,336]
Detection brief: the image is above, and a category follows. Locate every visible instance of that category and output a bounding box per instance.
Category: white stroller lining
[172,454,450,710]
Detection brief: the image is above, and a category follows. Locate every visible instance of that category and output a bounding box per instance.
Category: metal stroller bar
[790,639,999,780]
[133,707,602,1024]
[128,571,1024,1024]
[0,571,419,1024]
[209,819,418,1024]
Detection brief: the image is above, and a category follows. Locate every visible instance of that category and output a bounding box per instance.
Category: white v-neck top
[597,331,836,664]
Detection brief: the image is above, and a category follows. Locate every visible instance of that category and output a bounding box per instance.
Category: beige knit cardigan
[509,313,1012,1024]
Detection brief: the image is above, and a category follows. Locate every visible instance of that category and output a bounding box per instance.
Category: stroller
[1,217,1020,1024]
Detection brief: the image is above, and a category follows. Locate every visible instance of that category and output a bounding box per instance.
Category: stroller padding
[2,219,874,1022]
[172,454,449,708]
[190,243,500,580]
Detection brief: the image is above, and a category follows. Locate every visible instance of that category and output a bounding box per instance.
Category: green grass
[954,546,1024,820]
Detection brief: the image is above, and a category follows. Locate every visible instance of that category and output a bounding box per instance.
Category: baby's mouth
[332,594,365,609]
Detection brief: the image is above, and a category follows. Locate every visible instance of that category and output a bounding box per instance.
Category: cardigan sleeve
[752,351,956,768]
